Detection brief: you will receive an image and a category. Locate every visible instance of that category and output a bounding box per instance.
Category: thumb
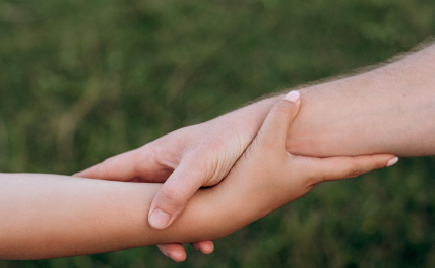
[148,155,209,230]
[258,90,301,149]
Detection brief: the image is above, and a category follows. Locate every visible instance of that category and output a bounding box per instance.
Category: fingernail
[386,157,398,167]
[149,208,171,229]
[284,90,300,103]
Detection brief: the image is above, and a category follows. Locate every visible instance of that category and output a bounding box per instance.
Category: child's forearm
[285,44,435,157]
[0,173,252,260]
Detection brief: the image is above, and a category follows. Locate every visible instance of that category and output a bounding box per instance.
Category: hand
[151,92,397,260]
[224,91,398,222]
[74,99,277,261]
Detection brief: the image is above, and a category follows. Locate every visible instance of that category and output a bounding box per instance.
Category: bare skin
[288,44,435,157]
[77,44,435,259]
[0,96,395,260]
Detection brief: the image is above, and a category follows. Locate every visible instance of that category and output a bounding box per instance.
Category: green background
[1,0,435,267]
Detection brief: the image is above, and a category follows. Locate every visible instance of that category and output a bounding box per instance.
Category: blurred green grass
[1,0,435,267]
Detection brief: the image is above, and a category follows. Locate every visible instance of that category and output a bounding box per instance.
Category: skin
[0,96,395,260]
[76,44,435,259]
[287,44,435,157]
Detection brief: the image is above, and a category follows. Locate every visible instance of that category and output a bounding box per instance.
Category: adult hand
[229,91,399,217]
[74,98,278,261]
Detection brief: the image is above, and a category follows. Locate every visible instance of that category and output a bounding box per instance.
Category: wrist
[221,97,280,143]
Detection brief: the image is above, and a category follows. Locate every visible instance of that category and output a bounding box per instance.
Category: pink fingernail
[386,157,398,167]
[149,208,171,229]
[284,90,300,103]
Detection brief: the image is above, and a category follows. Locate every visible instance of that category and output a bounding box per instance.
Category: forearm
[286,44,435,157]
[0,174,253,260]
[215,45,435,159]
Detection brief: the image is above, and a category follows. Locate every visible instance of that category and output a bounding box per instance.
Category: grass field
[1,0,435,267]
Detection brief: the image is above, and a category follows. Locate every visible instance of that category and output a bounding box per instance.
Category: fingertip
[368,154,397,169]
[193,241,214,254]
[282,91,301,112]
[386,156,398,167]
[200,242,214,254]
[257,92,302,149]
[171,250,187,262]
[71,165,102,179]
[72,171,85,177]
[284,90,300,103]
[149,172,199,230]
[149,208,172,230]
[157,244,187,262]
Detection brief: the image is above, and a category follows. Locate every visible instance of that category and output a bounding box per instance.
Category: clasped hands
[75,91,396,262]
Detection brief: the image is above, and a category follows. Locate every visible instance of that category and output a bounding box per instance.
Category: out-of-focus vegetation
[1,0,435,267]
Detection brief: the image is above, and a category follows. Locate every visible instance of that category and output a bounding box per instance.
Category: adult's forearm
[284,44,435,157]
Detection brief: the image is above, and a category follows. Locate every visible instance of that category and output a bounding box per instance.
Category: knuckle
[142,141,179,169]
[184,151,213,176]
[99,159,112,180]
[271,102,293,123]
[347,165,365,178]
[159,186,188,207]
[275,103,292,118]
[186,142,235,185]
[142,143,162,164]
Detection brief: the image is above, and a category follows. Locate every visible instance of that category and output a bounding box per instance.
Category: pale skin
[287,43,435,157]
[0,96,396,260]
[76,43,435,260]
